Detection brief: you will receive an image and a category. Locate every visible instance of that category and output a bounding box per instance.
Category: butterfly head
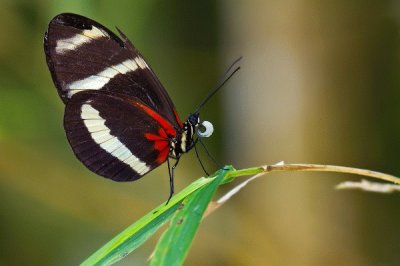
[187,113,214,139]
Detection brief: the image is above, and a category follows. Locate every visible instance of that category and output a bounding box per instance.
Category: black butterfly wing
[64,90,176,181]
[44,13,183,128]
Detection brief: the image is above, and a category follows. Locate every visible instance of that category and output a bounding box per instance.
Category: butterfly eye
[197,121,214,138]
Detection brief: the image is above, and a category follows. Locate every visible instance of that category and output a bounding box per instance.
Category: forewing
[64,90,174,181]
[45,13,182,128]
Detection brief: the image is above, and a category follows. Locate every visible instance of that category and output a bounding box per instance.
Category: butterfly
[44,13,219,201]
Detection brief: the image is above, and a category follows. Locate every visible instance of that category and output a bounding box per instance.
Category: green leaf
[150,167,229,266]
[81,176,216,266]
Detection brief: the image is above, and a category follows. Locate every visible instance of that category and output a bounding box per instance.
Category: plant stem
[263,163,400,184]
[207,163,400,218]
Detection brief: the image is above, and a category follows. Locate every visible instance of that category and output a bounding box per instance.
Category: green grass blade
[150,167,230,266]
[81,176,215,266]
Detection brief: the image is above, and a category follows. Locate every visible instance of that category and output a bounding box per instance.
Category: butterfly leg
[193,139,210,176]
[166,157,180,205]
[198,137,223,169]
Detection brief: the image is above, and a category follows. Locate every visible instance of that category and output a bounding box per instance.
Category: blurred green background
[1,0,400,265]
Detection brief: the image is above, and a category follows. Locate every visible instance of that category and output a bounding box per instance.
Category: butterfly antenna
[194,57,242,114]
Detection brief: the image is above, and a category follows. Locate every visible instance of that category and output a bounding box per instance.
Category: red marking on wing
[145,128,169,150]
[129,100,176,137]
[145,129,170,163]
[133,101,175,165]
[154,140,169,151]
[145,133,164,141]
[156,148,169,164]
[158,128,167,138]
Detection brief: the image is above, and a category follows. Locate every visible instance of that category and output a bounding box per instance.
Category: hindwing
[64,90,175,181]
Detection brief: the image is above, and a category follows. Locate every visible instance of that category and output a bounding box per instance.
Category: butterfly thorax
[169,114,200,159]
